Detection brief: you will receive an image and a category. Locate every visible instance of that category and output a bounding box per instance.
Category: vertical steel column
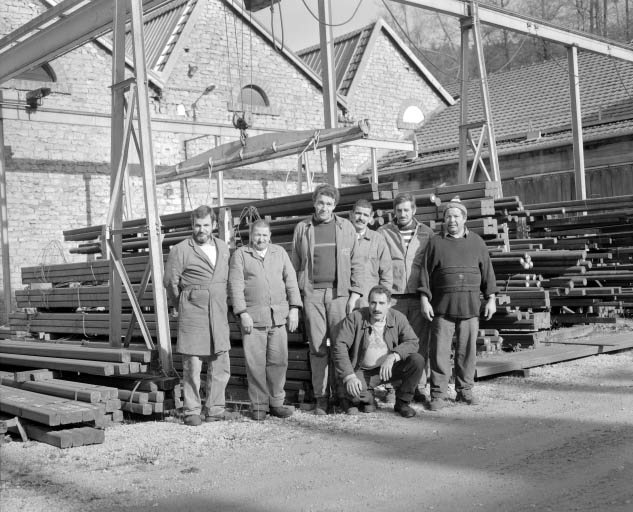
[458,18,471,185]
[109,0,126,346]
[317,0,340,187]
[0,91,12,323]
[129,0,173,371]
[370,148,379,184]
[567,45,586,200]
[471,1,501,194]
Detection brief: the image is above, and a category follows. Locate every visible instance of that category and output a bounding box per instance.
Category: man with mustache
[419,197,498,411]
[378,192,434,403]
[333,285,424,418]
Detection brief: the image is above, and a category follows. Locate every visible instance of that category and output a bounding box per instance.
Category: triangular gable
[222,0,348,109]
[297,18,454,106]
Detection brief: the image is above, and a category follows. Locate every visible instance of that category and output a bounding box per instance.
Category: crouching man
[332,285,424,418]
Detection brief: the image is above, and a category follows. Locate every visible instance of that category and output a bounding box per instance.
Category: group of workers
[163,184,498,426]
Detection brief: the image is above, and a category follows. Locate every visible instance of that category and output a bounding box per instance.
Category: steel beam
[394,0,633,62]
[0,0,172,84]
[568,46,586,200]
[317,0,341,187]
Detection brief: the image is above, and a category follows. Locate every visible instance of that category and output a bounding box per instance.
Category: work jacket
[163,237,230,356]
[333,308,419,380]
[356,229,393,302]
[290,214,363,298]
[378,220,434,295]
[228,243,302,327]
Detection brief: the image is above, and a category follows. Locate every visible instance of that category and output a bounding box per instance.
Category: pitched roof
[297,24,373,97]
[297,19,454,105]
[376,50,633,178]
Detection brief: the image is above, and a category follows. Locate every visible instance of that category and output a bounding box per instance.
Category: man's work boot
[206,409,241,421]
[183,414,202,426]
[314,397,329,416]
[413,388,429,404]
[429,398,447,411]
[341,399,359,416]
[251,410,267,421]
[455,391,480,405]
[393,399,416,418]
[270,405,294,418]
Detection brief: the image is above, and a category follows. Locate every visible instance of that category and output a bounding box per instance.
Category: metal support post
[317,0,340,187]
[370,148,379,184]
[471,1,501,194]
[567,45,586,200]
[108,0,126,347]
[0,91,12,323]
[129,0,173,372]
[458,18,470,185]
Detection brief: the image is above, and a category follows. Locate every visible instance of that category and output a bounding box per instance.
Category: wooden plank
[0,353,117,376]
[0,340,132,363]
[0,385,104,426]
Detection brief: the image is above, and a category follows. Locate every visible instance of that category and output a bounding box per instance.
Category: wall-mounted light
[190,84,216,121]
[25,87,51,113]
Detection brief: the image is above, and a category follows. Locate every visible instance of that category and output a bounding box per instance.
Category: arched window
[397,100,426,129]
[17,63,57,82]
[237,85,269,108]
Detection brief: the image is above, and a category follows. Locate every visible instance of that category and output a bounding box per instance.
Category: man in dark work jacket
[419,197,497,411]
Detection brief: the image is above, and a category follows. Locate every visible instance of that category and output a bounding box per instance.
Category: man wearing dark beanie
[419,196,497,410]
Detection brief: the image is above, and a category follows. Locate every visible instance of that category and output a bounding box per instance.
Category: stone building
[0,0,452,315]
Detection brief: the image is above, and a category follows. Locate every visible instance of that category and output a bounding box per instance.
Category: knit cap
[443,196,468,218]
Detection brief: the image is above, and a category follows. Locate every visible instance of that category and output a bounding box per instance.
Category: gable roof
[223,0,348,108]
[376,50,633,178]
[296,18,454,105]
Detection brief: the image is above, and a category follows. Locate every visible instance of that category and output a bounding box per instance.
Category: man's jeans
[430,315,479,399]
[339,353,425,404]
[182,351,230,417]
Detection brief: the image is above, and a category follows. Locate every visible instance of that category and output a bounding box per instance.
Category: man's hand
[287,308,299,332]
[484,295,497,320]
[379,353,398,382]
[421,296,434,322]
[346,292,361,314]
[345,375,363,398]
[240,312,254,334]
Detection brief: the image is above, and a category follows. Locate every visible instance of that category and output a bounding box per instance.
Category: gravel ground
[1,324,632,512]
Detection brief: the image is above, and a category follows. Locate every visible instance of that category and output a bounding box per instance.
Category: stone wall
[0,0,448,319]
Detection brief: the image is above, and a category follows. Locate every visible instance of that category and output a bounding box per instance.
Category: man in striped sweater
[378,192,434,403]
[419,197,497,410]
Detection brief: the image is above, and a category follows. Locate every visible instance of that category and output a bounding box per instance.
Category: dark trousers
[339,353,425,404]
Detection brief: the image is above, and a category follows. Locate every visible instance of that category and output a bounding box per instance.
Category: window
[228,83,278,116]
[238,85,269,108]
[17,63,57,82]
[397,100,426,129]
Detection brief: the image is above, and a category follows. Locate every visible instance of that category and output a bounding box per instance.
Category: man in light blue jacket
[229,220,303,420]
